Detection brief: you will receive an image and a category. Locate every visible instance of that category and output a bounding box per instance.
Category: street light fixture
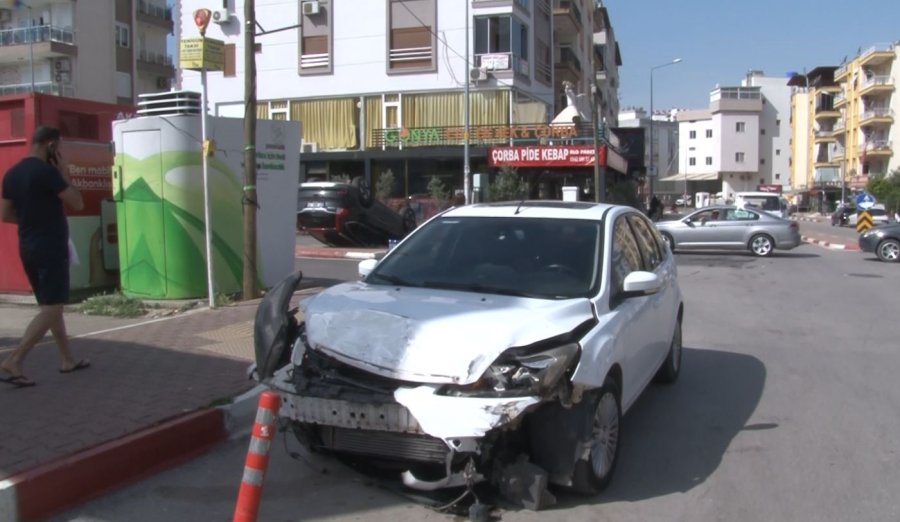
[648,58,682,203]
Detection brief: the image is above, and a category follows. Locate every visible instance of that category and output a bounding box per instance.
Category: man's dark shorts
[20,246,69,305]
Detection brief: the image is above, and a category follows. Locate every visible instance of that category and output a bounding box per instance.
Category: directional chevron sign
[856,211,874,233]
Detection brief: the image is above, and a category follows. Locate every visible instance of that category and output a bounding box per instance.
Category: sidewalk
[0,286,319,521]
[294,233,386,260]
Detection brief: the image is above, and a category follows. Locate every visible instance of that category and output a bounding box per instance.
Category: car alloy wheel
[750,234,774,257]
[590,388,620,483]
[876,239,900,262]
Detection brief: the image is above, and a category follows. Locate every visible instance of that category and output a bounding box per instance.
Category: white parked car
[253,201,685,508]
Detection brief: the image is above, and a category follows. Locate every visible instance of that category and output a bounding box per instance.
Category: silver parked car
[655,206,801,257]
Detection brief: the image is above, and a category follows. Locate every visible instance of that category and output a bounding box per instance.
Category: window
[736,122,746,133]
[724,209,759,221]
[115,23,130,48]
[388,0,436,71]
[761,128,766,135]
[705,157,713,165]
[776,119,781,126]
[689,157,696,166]
[775,173,781,180]
[735,152,745,162]
[689,130,696,139]
[475,14,529,73]
[269,101,289,121]
[776,149,781,156]
[383,93,401,130]
[760,158,766,165]
[706,129,713,138]
[611,218,644,300]
[299,0,331,74]
[627,215,663,269]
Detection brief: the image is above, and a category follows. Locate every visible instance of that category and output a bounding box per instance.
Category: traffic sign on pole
[855,192,876,210]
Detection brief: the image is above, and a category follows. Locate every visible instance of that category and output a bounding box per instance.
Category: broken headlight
[440,343,580,397]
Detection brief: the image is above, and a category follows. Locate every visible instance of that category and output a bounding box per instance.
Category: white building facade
[742,70,793,190]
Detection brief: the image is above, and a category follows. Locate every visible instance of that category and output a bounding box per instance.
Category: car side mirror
[358,258,378,279]
[621,271,663,298]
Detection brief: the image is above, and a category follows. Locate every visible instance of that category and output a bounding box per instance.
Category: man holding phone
[1,126,90,387]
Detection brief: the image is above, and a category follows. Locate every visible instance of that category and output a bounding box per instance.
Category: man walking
[1,126,90,388]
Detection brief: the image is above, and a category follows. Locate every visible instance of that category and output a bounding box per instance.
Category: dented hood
[303,283,594,385]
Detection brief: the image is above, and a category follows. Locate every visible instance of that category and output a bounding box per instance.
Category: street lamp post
[648,58,682,203]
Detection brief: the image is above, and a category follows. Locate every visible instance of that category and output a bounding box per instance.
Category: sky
[604,0,900,112]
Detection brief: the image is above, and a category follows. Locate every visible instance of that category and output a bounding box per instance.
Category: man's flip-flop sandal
[0,374,37,388]
[60,359,91,374]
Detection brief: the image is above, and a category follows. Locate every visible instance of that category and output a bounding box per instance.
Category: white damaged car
[253,201,684,508]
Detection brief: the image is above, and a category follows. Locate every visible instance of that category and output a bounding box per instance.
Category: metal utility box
[112,91,300,299]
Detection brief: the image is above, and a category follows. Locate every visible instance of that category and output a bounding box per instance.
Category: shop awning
[658,171,720,182]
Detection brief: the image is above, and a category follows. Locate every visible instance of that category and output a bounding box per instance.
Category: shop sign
[488,145,607,167]
[179,37,225,71]
[382,124,579,146]
[757,184,783,194]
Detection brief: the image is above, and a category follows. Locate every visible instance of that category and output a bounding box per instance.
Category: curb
[802,236,860,251]
[0,385,264,522]
[295,247,385,260]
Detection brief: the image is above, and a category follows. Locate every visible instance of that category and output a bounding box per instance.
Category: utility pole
[242,0,259,300]
[590,50,603,202]
[462,1,471,204]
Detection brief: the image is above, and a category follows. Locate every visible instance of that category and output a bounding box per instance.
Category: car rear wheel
[570,379,621,495]
[749,234,774,257]
[351,177,373,208]
[401,207,417,233]
[876,239,900,262]
[655,320,682,383]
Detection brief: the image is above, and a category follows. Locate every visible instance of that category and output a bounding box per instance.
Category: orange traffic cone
[233,390,280,522]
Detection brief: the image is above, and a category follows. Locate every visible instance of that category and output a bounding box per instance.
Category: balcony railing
[0,25,75,47]
[860,44,894,61]
[865,140,892,151]
[815,130,834,138]
[0,81,74,97]
[138,0,173,21]
[861,75,893,89]
[835,63,849,78]
[389,46,432,65]
[557,47,581,72]
[861,108,893,120]
[555,0,582,25]
[833,119,846,132]
[833,91,846,105]
[300,52,329,69]
[138,50,173,66]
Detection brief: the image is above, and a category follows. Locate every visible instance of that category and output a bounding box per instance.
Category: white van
[734,192,790,219]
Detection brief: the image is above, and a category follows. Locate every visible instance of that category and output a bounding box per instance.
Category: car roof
[441,200,623,220]
[735,192,783,197]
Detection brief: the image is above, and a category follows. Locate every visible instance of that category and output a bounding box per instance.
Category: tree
[375,169,395,202]
[490,167,527,202]
[426,175,450,204]
[866,168,900,213]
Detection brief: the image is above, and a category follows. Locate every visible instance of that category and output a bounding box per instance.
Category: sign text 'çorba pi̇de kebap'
[488,145,608,168]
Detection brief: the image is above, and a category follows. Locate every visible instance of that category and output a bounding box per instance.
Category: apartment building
[0,1,174,104]
[617,107,678,181]
[673,86,763,199]
[742,70,792,190]
[177,0,621,197]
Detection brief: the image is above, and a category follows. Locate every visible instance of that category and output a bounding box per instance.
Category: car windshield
[366,216,603,300]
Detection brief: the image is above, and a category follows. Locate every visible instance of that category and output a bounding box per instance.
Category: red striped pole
[233,390,280,522]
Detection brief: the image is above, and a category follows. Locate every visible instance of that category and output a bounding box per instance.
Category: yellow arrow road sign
[856,211,874,233]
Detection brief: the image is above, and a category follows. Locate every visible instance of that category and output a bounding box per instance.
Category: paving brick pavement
[0,301,261,481]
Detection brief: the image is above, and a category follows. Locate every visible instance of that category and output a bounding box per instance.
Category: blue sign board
[855,192,876,210]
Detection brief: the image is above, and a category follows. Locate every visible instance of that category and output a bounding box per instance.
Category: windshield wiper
[423,281,540,298]
[369,273,417,287]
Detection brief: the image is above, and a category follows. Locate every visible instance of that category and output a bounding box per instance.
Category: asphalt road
[55,245,900,522]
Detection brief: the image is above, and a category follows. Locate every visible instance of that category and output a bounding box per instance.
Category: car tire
[749,233,774,257]
[876,239,900,263]
[351,177,374,208]
[661,232,675,252]
[401,207,417,234]
[655,319,682,384]
[570,379,621,496]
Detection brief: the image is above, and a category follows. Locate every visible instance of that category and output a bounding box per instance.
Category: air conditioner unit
[211,9,231,24]
[156,77,170,89]
[301,1,321,16]
[54,58,71,72]
[301,141,319,153]
[470,67,488,82]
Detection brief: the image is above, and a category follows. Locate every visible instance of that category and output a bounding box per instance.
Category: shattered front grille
[299,348,413,395]
[318,426,449,463]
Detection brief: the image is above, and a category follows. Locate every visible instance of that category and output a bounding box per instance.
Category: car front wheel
[570,380,621,495]
[749,234,774,257]
[876,239,900,262]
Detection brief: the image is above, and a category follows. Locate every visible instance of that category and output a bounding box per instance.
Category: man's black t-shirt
[1,157,69,256]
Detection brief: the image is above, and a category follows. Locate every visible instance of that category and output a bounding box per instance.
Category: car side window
[626,214,662,270]
[611,217,644,297]
[725,209,759,221]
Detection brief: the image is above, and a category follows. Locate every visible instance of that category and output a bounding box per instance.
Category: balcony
[859,44,896,67]
[0,25,77,63]
[864,140,893,156]
[834,63,849,80]
[137,49,175,77]
[0,81,74,98]
[553,0,582,41]
[137,1,175,33]
[814,105,840,120]
[814,130,836,142]
[833,91,847,107]
[832,119,846,135]
[555,46,583,77]
[476,52,529,77]
[860,108,893,127]
[860,75,894,96]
